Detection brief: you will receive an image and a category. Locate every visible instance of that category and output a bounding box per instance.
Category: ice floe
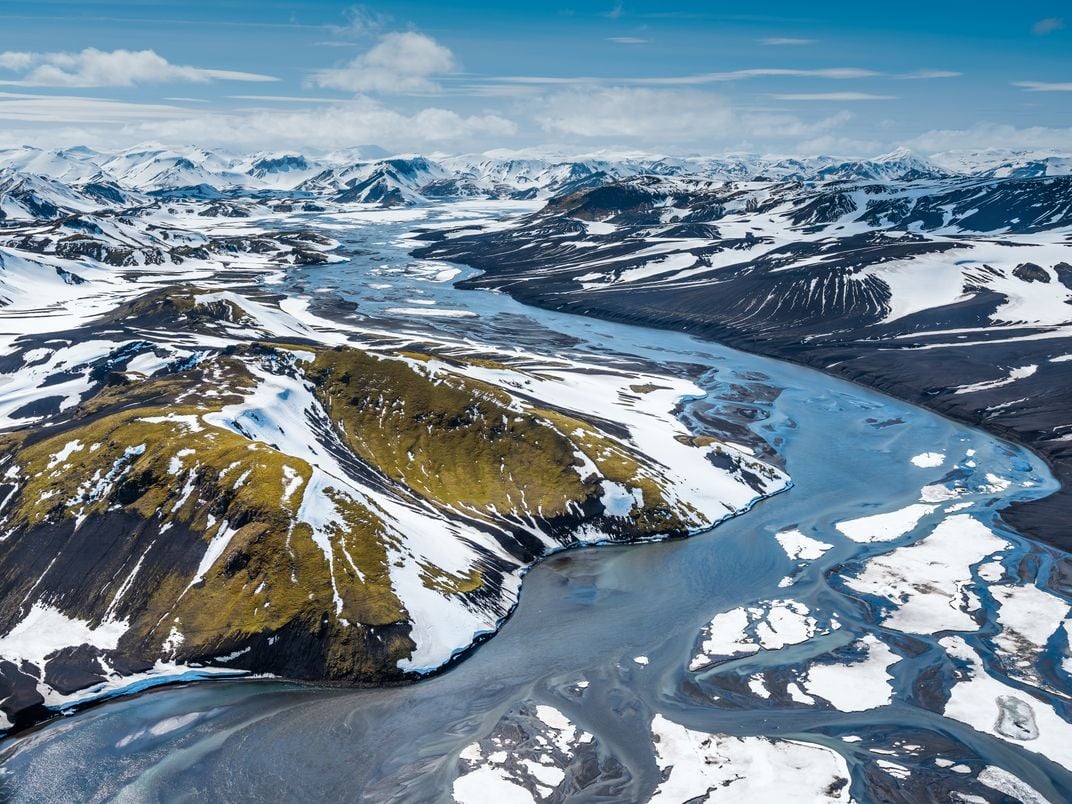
[775,528,834,560]
[835,503,936,543]
[910,452,946,468]
[801,634,897,712]
[649,715,853,802]
[844,515,1008,634]
[977,765,1051,804]
[690,600,838,671]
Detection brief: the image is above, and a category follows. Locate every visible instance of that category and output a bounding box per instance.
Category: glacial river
[1,202,1068,802]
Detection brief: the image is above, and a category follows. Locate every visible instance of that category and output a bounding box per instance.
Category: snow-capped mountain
[0,146,110,184]
[812,147,950,182]
[1,144,1057,204]
[99,146,253,190]
[297,155,449,204]
[0,170,139,221]
[930,150,1072,179]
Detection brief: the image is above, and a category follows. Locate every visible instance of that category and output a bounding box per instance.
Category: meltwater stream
[1,203,1069,802]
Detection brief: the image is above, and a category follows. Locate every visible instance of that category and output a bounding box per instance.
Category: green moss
[319,487,407,625]
[0,320,711,678]
[0,345,412,664]
[418,562,484,596]
[309,348,596,518]
[8,398,309,532]
[534,407,690,533]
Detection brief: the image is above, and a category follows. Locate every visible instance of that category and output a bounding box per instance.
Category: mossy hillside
[308,348,598,518]
[161,509,409,667]
[155,463,417,671]
[306,345,706,533]
[5,360,297,532]
[0,347,410,668]
[5,399,308,580]
[533,407,693,534]
[0,321,717,682]
[316,487,408,625]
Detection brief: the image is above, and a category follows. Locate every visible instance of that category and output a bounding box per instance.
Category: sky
[0,0,1068,157]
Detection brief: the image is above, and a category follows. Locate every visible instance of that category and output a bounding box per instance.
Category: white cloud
[489,67,880,87]
[534,87,852,146]
[760,38,816,46]
[0,52,35,71]
[138,100,514,151]
[608,37,647,44]
[906,122,1072,153]
[773,92,895,101]
[1012,80,1072,92]
[1032,17,1064,35]
[897,70,961,79]
[0,92,515,152]
[0,92,192,123]
[537,88,731,138]
[312,32,457,94]
[0,48,277,87]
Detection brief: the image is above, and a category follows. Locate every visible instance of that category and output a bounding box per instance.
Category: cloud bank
[0,49,277,87]
[312,32,457,94]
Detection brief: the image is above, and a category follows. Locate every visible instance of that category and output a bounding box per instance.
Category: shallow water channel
[1,203,1066,802]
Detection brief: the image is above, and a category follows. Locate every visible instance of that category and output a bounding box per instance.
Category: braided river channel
[2,202,1068,803]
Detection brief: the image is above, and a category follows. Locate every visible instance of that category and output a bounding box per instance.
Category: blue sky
[0,0,1068,156]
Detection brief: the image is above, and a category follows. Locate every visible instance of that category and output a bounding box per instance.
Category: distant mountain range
[1,143,1069,215]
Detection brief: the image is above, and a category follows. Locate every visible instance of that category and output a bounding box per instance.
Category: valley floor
[0,199,1069,803]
